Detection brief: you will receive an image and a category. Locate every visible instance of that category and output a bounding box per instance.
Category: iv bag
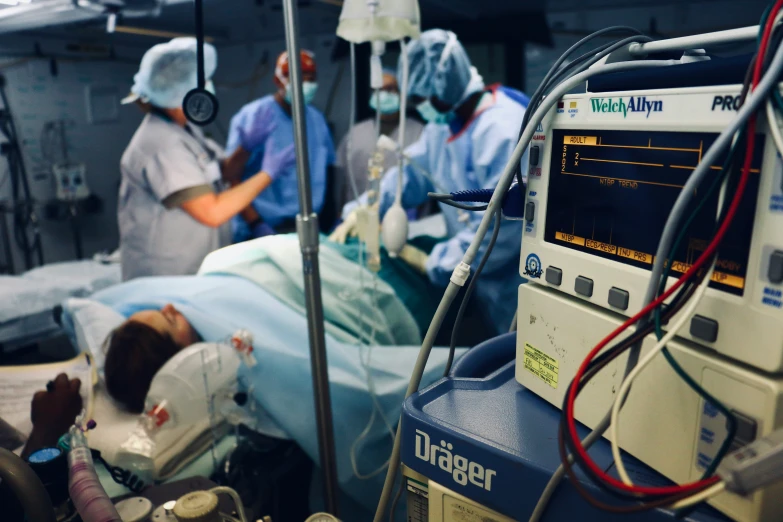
[337,0,421,43]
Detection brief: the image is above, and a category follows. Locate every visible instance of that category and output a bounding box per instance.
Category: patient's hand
[22,373,82,458]
[329,203,380,244]
[399,244,429,275]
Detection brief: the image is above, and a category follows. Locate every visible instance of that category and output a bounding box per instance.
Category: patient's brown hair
[103,321,181,413]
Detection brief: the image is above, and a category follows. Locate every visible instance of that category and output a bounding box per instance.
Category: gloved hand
[237,105,276,151]
[261,144,297,181]
[250,220,275,238]
[398,244,429,275]
[328,207,359,244]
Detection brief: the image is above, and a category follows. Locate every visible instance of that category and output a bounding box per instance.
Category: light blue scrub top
[227,95,335,236]
[346,87,528,334]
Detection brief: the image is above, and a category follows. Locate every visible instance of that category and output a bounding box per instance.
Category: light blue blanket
[73,253,461,515]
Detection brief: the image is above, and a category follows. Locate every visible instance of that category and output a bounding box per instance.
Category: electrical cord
[372,58,679,522]
[388,476,405,522]
[443,209,502,376]
[561,148,735,500]
[611,259,719,485]
[513,28,650,191]
[536,23,783,517]
[563,26,781,498]
[652,132,747,488]
[534,17,783,520]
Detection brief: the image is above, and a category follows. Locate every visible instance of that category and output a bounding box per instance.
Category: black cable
[388,474,405,522]
[194,0,205,91]
[0,79,42,268]
[556,129,744,500]
[443,209,503,376]
[437,200,488,212]
[513,28,648,192]
[558,129,743,503]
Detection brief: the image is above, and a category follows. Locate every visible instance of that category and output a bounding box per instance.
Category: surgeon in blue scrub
[338,29,529,334]
[227,50,336,240]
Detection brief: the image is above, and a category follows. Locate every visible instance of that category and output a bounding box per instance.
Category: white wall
[0,36,146,272]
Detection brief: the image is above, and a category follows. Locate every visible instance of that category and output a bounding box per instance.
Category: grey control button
[608,287,629,310]
[525,201,535,223]
[574,276,593,297]
[530,145,541,166]
[545,266,562,286]
[690,315,719,343]
[769,250,783,284]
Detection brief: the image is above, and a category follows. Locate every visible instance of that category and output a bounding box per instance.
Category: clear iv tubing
[68,426,121,522]
[395,38,408,204]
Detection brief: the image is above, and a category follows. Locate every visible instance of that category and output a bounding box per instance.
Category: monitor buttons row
[545,267,626,309]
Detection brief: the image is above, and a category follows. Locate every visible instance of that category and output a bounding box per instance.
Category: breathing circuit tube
[68,425,121,522]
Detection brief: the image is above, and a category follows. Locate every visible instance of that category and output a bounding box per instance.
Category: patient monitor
[517,85,783,522]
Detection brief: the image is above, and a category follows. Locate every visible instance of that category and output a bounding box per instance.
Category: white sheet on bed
[0,260,121,324]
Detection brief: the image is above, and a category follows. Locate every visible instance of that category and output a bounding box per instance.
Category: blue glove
[261,144,297,181]
[250,220,275,238]
[237,105,276,151]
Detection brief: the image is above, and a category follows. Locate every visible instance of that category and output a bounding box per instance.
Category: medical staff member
[333,67,425,212]
[118,38,295,281]
[339,29,529,334]
[227,50,336,240]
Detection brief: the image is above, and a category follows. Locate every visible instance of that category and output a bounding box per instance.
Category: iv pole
[281,0,340,515]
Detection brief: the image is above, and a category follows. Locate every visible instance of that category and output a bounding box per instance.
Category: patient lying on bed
[72,234,481,514]
[99,234,490,413]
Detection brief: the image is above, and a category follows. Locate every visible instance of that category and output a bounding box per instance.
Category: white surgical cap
[400,29,484,108]
[128,37,217,109]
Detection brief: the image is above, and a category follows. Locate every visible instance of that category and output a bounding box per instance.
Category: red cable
[564,2,782,496]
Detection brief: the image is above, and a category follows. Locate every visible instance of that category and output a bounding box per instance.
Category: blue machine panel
[401,333,730,522]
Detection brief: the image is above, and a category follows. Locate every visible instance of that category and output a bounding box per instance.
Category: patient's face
[129,304,197,348]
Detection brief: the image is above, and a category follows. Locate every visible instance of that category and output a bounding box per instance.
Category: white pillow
[62,298,126,374]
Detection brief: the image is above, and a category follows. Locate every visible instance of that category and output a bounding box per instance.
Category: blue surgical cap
[131,37,217,109]
[400,29,484,108]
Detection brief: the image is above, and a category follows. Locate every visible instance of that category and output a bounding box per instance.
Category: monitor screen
[544,129,763,296]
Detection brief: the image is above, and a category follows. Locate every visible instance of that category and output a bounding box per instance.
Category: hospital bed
[55,217,455,517]
[0,258,121,351]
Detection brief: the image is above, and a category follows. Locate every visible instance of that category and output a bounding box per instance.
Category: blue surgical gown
[227,95,335,237]
[347,87,528,334]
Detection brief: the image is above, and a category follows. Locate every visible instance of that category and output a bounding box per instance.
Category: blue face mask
[416,99,454,125]
[369,91,401,115]
[285,81,318,105]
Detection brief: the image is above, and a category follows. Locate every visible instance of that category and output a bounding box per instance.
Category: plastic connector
[450,262,471,287]
[718,427,783,495]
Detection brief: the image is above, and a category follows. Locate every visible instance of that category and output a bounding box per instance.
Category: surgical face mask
[284,81,318,105]
[416,99,454,125]
[369,91,401,115]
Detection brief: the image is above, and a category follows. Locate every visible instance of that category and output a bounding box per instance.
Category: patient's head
[104,304,198,413]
